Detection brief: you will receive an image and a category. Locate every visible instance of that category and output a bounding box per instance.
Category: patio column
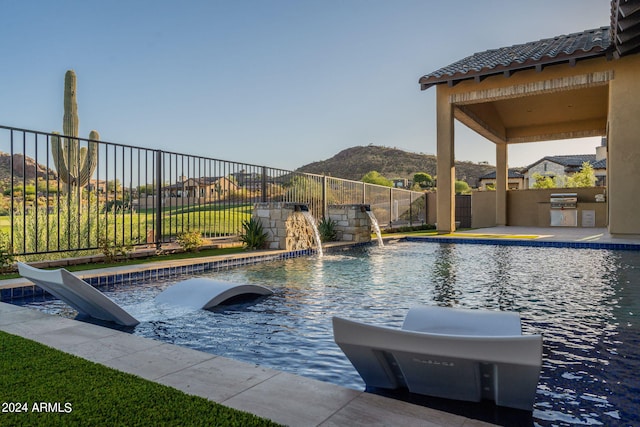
[607,55,640,235]
[496,142,508,226]
[436,86,455,233]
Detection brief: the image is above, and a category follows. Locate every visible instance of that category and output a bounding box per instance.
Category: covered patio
[420,1,640,236]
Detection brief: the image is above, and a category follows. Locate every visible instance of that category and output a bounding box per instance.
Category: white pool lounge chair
[155,278,273,309]
[17,262,140,327]
[333,305,543,411]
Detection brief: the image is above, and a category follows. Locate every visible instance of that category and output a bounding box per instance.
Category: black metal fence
[0,125,427,259]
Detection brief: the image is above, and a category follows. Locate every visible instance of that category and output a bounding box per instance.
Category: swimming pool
[20,241,640,426]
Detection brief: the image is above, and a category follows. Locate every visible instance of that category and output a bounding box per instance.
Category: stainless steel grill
[550,193,578,209]
[550,193,578,226]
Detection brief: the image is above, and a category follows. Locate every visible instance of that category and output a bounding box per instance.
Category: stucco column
[607,55,640,235]
[496,142,508,226]
[436,86,455,233]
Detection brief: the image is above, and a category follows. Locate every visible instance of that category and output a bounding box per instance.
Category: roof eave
[419,49,608,91]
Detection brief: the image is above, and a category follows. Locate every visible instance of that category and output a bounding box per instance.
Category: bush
[175,230,204,252]
[385,224,436,233]
[317,217,338,242]
[0,231,15,272]
[240,217,268,250]
[98,236,133,263]
[12,194,103,261]
[11,193,142,261]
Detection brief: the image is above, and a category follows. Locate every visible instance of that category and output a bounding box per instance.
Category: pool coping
[403,235,640,250]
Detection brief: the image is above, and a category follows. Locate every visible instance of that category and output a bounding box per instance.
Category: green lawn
[0,215,9,234]
[0,203,252,258]
[0,331,281,427]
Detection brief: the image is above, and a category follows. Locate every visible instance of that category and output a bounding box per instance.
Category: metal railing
[0,125,427,259]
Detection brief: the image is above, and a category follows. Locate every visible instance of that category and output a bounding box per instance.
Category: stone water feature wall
[328,204,372,243]
[253,202,317,251]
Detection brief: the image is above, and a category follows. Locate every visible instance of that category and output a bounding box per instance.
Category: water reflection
[429,244,460,305]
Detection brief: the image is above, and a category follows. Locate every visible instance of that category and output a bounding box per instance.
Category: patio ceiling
[454,84,609,144]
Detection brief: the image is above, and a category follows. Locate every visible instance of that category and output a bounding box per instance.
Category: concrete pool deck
[443,226,640,246]
[2,225,639,426]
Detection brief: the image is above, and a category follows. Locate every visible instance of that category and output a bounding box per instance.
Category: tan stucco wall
[446,188,609,228]
[471,191,496,228]
[606,54,640,235]
[507,188,607,227]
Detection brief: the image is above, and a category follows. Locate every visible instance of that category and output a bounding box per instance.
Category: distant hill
[0,152,57,183]
[296,145,495,187]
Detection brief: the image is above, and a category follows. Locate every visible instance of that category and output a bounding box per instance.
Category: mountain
[0,152,58,183]
[296,145,495,187]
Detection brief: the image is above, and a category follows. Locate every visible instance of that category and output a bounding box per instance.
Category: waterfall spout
[366,211,384,247]
[301,211,324,256]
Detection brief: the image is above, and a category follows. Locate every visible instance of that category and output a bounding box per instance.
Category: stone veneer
[253,202,317,251]
[328,204,372,243]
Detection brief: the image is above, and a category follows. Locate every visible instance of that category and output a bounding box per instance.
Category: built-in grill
[550,193,578,226]
[550,193,578,209]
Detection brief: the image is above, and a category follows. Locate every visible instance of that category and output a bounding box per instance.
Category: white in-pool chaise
[333,305,543,411]
[18,263,273,327]
[17,262,140,327]
[154,277,273,309]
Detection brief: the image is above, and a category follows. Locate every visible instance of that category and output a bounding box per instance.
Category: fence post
[362,182,366,204]
[261,166,267,203]
[409,192,413,227]
[425,193,429,225]
[389,188,393,227]
[155,150,163,250]
[322,175,327,219]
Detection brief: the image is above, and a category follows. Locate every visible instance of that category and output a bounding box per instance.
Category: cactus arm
[51,133,70,185]
[76,131,99,188]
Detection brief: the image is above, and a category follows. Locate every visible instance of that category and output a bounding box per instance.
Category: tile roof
[524,154,607,172]
[419,27,611,90]
[479,169,525,180]
[611,0,640,57]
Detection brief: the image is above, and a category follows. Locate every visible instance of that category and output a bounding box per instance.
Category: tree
[107,179,122,193]
[566,162,596,188]
[361,171,393,187]
[137,183,156,195]
[532,173,556,189]
[455,180,471,194]
[413,172,434,188]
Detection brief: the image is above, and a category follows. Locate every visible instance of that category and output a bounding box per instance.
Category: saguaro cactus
[51,70,99,190]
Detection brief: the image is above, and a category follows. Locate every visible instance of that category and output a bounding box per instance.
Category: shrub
[317,217,338,242]
[240,217,268,250]
[176,230,204,252]
[0,231,15,272]
[98,236,133,263]
[12,194,103,260]
[385,224,436,233]
[11,193,142,261]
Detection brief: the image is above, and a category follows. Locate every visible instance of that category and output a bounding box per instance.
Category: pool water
[20,241,640,426]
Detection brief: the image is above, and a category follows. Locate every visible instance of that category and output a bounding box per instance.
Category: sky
[1,0,611,172]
